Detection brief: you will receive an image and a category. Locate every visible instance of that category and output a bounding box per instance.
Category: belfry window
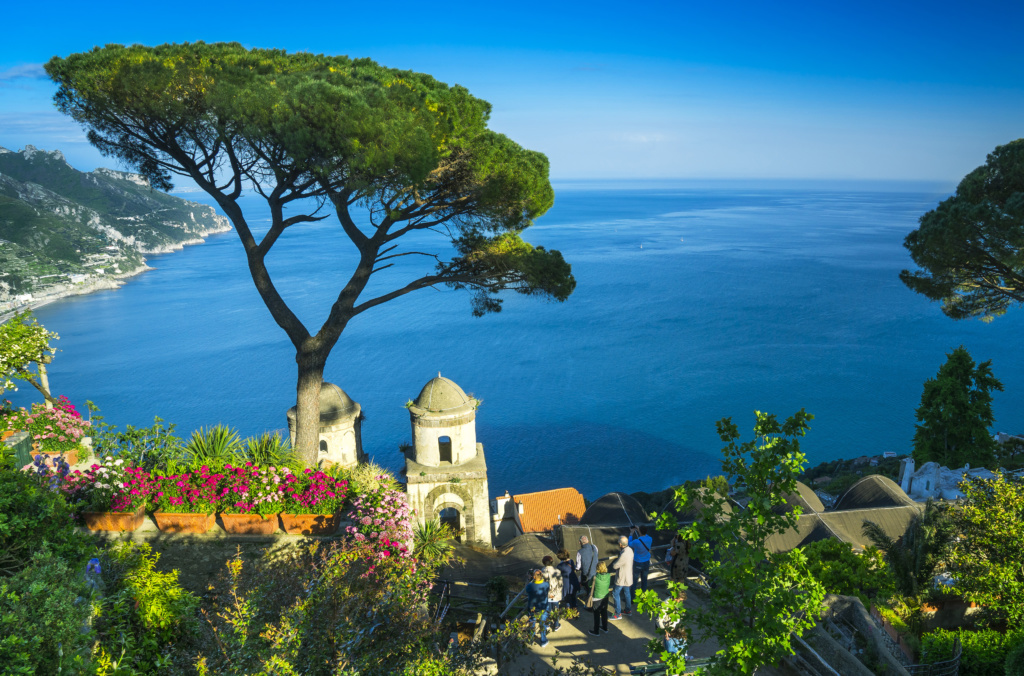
[439,436,453,463]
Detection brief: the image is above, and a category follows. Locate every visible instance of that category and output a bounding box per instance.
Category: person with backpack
[525,569,552,647]
[556,549,580,610]
[629,525,654,595]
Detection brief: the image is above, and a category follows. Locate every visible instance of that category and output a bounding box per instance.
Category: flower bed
[5,396,90,456]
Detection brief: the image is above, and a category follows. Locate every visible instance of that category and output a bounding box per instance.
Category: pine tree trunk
[294,351,327,467]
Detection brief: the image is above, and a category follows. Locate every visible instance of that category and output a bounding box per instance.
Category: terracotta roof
[512,488,587,533]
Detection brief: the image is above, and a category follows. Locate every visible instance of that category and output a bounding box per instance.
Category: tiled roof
[513,487,587,533]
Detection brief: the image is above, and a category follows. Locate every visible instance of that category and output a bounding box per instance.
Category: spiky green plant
[348,461,397,494]
[185,425,243,465]
[240,432,294,467]
[413,519,456,567]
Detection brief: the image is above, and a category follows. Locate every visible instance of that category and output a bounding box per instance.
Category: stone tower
[287,382,365,469]
[404,375,491,547]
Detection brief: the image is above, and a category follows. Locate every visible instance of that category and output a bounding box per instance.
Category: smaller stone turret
[286,382,364,468]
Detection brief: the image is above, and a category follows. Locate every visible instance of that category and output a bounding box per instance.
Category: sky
[0,0,1022,182]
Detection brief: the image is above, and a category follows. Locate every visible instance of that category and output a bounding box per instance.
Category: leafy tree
[901,138,1024,321]
[0,310,58,404]
[638,409,826,676]
[913,346,1002,468]
[862,499,952,599]
[47,43,575,465]
[945,472,1024,628]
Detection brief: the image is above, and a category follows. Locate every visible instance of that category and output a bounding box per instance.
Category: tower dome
[410,376,477,416]
[286,382,360,425]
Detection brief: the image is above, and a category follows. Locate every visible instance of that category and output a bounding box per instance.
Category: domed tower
[404,374,491,547]
[287,382,365,469]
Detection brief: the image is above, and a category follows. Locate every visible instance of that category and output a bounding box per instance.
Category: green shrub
[184,424,243,465]
[86,402,183,470]
[92,542,199,673]
[0,443,92,576]
[921,628,1024,676]
[240,431,294,467]
[0,547,94,674]
[801,539,894,606]
[1007,639,1024,676]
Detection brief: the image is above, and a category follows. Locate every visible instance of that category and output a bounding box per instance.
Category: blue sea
[13,180,1024,499]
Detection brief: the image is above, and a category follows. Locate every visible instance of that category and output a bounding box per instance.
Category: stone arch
[425,483,475,540]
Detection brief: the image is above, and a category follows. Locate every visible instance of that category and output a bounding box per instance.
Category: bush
[92,543,199,673]
[921,628,1024,676]
[801,539,894,606]
[1008,638,1024,676]
[0,443,92,576]
[0,547,94,674]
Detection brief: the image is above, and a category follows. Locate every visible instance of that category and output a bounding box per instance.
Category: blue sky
[1,0,1022,181]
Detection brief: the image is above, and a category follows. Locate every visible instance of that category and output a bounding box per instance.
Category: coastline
[0,223,232,323]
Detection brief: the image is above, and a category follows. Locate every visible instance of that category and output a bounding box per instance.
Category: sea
[11,180,1024,500]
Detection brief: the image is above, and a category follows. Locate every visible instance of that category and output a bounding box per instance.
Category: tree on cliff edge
[913,346,1002,469]
[901,138,1024,321]
[46,43,574,465]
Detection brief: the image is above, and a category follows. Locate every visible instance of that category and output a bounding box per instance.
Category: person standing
[668,533,691,583]
[629,525,654,595]
[575,535,599,591]
[541,555,564,632]
[587,561,613,636]
[525,569,551,648]
[556,549,580,610]
[610,535,634,619]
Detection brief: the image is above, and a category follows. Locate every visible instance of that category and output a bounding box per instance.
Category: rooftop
[512,487,587,533]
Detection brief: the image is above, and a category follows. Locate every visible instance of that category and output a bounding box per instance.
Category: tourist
[667,532,690,583]
[541,555,563,631]
[587,561,613,636]
[556,549,580,610]
[525,569,551,648]
[657,592,690,665]
[576,534,599,591]
[610,535,634,619]
[629,525,653,595]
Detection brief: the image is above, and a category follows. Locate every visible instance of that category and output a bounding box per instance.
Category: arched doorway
[439,506,461,541]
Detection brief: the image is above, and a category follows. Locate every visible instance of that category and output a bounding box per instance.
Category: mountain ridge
[0,144,231,308]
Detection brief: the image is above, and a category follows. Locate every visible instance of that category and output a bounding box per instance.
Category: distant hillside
[0,145,230,302]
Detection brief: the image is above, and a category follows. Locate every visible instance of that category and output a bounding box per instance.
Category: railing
[904,639,961,676]
[432,580,452,623]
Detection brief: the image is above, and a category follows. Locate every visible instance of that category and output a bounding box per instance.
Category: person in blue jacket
[629,525,654,596]
[525,569,551,647]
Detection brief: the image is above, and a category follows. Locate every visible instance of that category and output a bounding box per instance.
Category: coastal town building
[898,458,998,501]
[286,382,365,469]
[492,487,586,545]
[402,375,492,547]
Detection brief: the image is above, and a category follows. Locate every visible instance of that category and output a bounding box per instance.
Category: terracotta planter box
[82,505,145,532]
[280,512,340,535]
[153,511,216,534]
[220,513,278,535]
[31,448,79,466]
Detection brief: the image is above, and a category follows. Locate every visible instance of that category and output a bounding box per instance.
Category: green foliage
[901,138,1024,321]
[801,539,894,606]
[0,442,92,576]
[862,499,952,599]
[912,346,1002,468]
[641,409,826,675]
[945,472,1024,628]
[1006,637,1024,676]
[0,547,94,674]
[239,431,294,467]
[921,628,1024,676]
[413,518,457,566]
[0,310,58,397]
[92,543,199,673]
[184,424,243,465]
[87,402,183,470]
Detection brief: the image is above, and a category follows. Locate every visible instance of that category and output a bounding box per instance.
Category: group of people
[523,525,658,645]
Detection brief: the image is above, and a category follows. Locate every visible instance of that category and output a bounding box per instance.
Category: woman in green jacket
[588,561,612,636]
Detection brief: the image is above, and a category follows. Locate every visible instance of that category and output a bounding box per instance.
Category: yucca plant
[240,432,294,467]
[413,519,457,567]
[184,425,243,465]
